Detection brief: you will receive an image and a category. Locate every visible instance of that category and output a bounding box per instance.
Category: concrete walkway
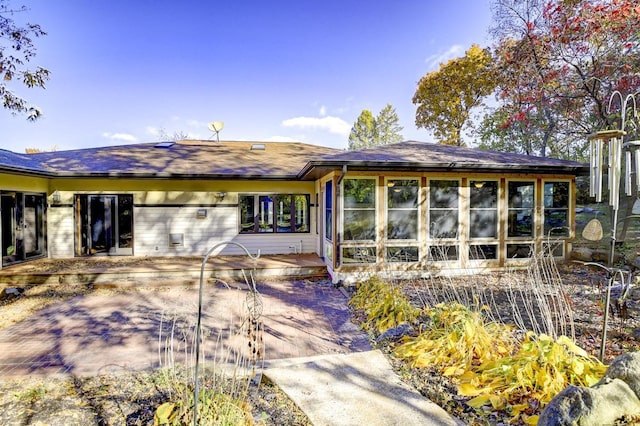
[0,278,459,425]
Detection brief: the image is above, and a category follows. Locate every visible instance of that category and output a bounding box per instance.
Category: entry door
[77,194,133,256]
[1,193,19,264]
[1,192,46,266]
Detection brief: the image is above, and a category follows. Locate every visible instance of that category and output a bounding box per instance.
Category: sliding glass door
[76,194,133,256]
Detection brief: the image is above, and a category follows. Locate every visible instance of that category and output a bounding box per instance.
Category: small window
[507,243,533,259]
[342,246,377,264]
[429,245,458,261]
[469,244,498,260]
[386,246,419,263]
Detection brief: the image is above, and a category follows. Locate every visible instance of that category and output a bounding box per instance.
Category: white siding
[48,206,75,258]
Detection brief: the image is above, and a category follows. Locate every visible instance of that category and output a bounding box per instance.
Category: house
[0,140,589,282]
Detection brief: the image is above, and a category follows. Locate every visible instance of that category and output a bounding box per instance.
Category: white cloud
[425,44,465,70]
[319,105,327,116]
[145,126,160,136]
[281,115,351,136]
[102,132,138,142]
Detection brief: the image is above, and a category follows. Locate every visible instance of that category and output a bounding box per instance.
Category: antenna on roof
[208,121,224,142]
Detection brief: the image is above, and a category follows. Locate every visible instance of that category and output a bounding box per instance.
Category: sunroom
[302,142,588,282]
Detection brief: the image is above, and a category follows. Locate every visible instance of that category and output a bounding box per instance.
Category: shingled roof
[0,140,588,180]
[298,141,589,178]
[2,140,341,179]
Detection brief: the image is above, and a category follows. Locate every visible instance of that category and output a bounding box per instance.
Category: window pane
[544,209,568,235]
[342,246,376,263]
[325,182,332,241]
[470,210,497,238]
[544,182,569,208]
[430,180,458,208]
[117,195,133,248]
[386,246,419,262]
[344,179,376,208]
[429,245,458,261]
[508,182,534,208]
[276,195,292,232]
[240,195,255,233]
[387,180,418,208]
[344,210,376,240]
[469,244,498,260]
[507,243,533,258]
[258,195,274,232]
[508,209,533,237]
[470,181,497,208]
[294,195,309,232]
[388,210,418,240]
[430,210,458,238]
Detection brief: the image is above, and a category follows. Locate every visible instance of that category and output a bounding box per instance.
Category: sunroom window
[469,180,498,239]
[239,194,310,234]
[387,179,419,240]
[343,178,376,241]
[429,180,459,239]
[507,181,535,238]
[543,181,570,236]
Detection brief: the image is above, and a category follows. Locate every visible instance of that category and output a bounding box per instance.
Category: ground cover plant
[348,248,639,424]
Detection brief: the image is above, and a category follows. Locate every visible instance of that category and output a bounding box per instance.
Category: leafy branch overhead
[0,0,50,120]
[480,0,640,160]
[348,104,404,150]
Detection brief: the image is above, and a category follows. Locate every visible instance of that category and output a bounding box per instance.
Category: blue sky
[2,0,492,153]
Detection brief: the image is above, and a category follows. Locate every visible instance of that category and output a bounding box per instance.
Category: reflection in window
[325,181,332,242]
[386,246,419,263]
[429,180,458,239]
[429,245,458,261]
[507,243,533,258]
[387,179,419,240]
[469,181,498,239]
[544,182,569,236]
[239,194,310,234]
[508,181,535,237]
[469,244,498,260]
[342,246,377,263]
[343,178,376,241]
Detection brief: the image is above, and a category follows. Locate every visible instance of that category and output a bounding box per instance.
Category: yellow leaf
[443,366,459,376]
[489,395,507,410]
[524,414,539,425]
[458,383,482,397]
[467,394,491,408]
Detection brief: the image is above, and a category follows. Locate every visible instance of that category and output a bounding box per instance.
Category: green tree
[0,1,49,120]
[348,109,377,150]
[376,103,404,145]
[348,104,404,150]
[413,44,496,146]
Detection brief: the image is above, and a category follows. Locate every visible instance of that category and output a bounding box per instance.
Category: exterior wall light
[52,190,61,203]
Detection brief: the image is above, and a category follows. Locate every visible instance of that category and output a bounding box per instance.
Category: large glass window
[429,180,458,239]
[343,178,376,241]
[387,179,419,240]
[544,182,569,236]
[507,181,535,237]
[240,194,310,234]
[469,180,498,239]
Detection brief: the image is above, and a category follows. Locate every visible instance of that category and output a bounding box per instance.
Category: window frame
[238,193,311,234]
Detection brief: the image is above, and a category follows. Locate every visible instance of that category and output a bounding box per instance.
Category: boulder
[570,247,594,262]
[0,287,25,301]
[539,352,640,425]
